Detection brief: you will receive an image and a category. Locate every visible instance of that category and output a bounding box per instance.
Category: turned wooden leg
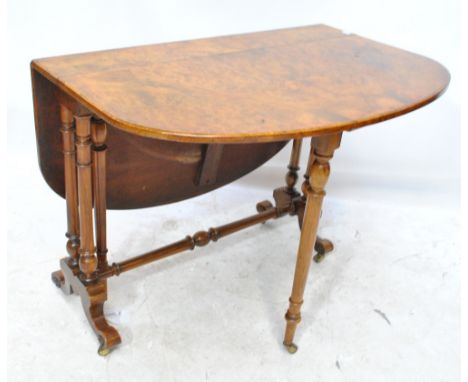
[92,119,108,270]
[295,138,335,263]
[283,133,342,353]
[51,104,80,295]
[75,116,121,355]
[75,115,98,281]
[285,138,302,195]
[295,139,315,229]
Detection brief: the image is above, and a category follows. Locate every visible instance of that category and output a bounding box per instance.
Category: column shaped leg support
[52,104,80,295]
[75,115,97,281]
[55,115,121,356]
[256,138,335,263]
[295,138,335,263]
[92,119,109,271]
[283,133,342,354]
[285,139,303,195]
[52,113,121,355]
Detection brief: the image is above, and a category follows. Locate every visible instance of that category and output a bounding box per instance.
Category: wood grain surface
[31,24,449,143]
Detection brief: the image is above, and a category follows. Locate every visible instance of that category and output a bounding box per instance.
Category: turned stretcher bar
[99,204,280,278]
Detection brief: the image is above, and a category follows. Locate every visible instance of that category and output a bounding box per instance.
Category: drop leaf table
[31,24,449,356]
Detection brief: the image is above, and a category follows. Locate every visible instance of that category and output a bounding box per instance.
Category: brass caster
[315,238,334,254]
[284,342,298,354]
[97,336,112,357]
[256,200,273,213]
[98,347,111,357]
[313,253,325,263]
[313,238,334,263]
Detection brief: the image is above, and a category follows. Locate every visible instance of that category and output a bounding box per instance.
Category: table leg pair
[51,104,342,355]
[51,106,118,355]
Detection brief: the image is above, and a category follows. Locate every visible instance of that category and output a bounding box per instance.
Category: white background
[7,1,460,381]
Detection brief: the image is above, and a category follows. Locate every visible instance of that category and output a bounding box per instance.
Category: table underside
[32,69,289,209]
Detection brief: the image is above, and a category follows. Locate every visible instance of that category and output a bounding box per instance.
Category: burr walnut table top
[31,24,449,143]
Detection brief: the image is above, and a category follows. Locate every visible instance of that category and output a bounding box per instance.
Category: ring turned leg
[92,119,109,271]
[283,133,342,353]
[256,138,335,262]
[296,139,335,263]
[51,104,80,295]
[285,139,303,196]
[75,115,98,282]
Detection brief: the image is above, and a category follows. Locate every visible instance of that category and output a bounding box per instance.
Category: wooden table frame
[51,103,339,355]
[32,24,449,356]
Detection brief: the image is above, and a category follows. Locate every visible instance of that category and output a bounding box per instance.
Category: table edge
[30,32,451,144]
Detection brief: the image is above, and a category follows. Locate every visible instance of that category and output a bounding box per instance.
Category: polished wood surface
[31,24,449,143]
